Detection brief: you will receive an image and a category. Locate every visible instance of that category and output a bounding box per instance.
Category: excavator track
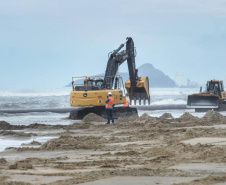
[69,106,138,120]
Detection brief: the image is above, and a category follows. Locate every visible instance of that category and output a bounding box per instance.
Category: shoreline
[0,104,187,114]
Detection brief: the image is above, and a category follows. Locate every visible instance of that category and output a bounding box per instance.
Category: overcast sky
[0,0,226,88]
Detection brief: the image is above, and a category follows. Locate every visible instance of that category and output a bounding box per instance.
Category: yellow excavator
[187,80,226,112]
[69,37,150,119]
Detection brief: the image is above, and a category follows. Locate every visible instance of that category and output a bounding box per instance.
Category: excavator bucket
[125,77,150,105]
[187,94,219,109]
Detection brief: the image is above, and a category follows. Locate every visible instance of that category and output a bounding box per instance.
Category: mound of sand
[0,121,11,130]
[145,117,159,124]
[40,135,104,150]
[116,115,138,123]
[0,158,7,164]
[145,139,226,164]
[179,112,199,121]
[160,113,173,119]
[203,110,224,122]
[27,123,50,129]
[134,113,159,124]
[0,131,33,137]
[137,113,150,121]
[71,123,91,129]
[82,113,106,123]
[114,150,138,156]
[0,176,8,182]
[184,128,198,138]
[21,140,41,146]
[9,160,33,170]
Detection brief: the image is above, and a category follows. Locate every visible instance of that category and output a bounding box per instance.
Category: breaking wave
[151,98,186,105]
[0,87,72,97]
[0,91,69,97]
[150,88,198,96]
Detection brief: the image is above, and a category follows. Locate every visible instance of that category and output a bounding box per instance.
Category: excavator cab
[94,79,104,86]
[84,78,104,87]
[84,78,95,86]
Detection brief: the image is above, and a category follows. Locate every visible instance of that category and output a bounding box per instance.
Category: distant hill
[138,63,176,87]
[66,63,176,88]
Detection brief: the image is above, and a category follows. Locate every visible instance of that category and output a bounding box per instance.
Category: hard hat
[108,92,112,95]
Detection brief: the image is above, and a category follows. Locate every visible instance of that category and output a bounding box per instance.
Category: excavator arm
[126,37,138,87]
[102,40,134,89]
[103,37,150,105]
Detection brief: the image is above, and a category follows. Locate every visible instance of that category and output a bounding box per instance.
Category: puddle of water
[108,140,161,146]
[77,176,199,185]
[4,174,73,185]
[181,137,226,146]
[170,163,226,172]
[0,136,57,152]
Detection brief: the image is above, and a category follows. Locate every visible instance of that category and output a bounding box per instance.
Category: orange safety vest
[106,97,114,109]
[123,99,129,107]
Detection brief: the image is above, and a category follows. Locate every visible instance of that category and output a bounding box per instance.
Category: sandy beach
[1,110,226,184]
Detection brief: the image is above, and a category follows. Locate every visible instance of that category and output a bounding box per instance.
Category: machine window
[219,83,223,92]
[96,81,103,86]
[84,80,94,86]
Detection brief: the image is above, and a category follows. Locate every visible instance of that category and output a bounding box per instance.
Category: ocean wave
[150,91,197,96]
[0,95,70,110]
[151,98,186,105]
[0,112,72,125]
[0,91,70,97]
[150,88,198,96]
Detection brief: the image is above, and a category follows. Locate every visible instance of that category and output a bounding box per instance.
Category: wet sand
[1,110,226,184]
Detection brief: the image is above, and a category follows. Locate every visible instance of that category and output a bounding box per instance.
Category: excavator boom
[101,37,150,105]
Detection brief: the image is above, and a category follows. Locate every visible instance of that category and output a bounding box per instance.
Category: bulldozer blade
[187,95,219,109]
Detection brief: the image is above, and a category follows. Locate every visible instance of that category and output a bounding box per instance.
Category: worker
[123,99,129,107]
[105,92,114,124]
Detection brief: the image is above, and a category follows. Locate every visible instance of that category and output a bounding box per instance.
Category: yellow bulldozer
[187,80,226,112]
[69,37,150,119]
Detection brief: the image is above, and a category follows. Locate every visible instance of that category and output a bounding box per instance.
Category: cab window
[207,82,214,90]
[87,80,94,86]
[84,80,94,86]
[219,83,224,92]
[95,80,103,86]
